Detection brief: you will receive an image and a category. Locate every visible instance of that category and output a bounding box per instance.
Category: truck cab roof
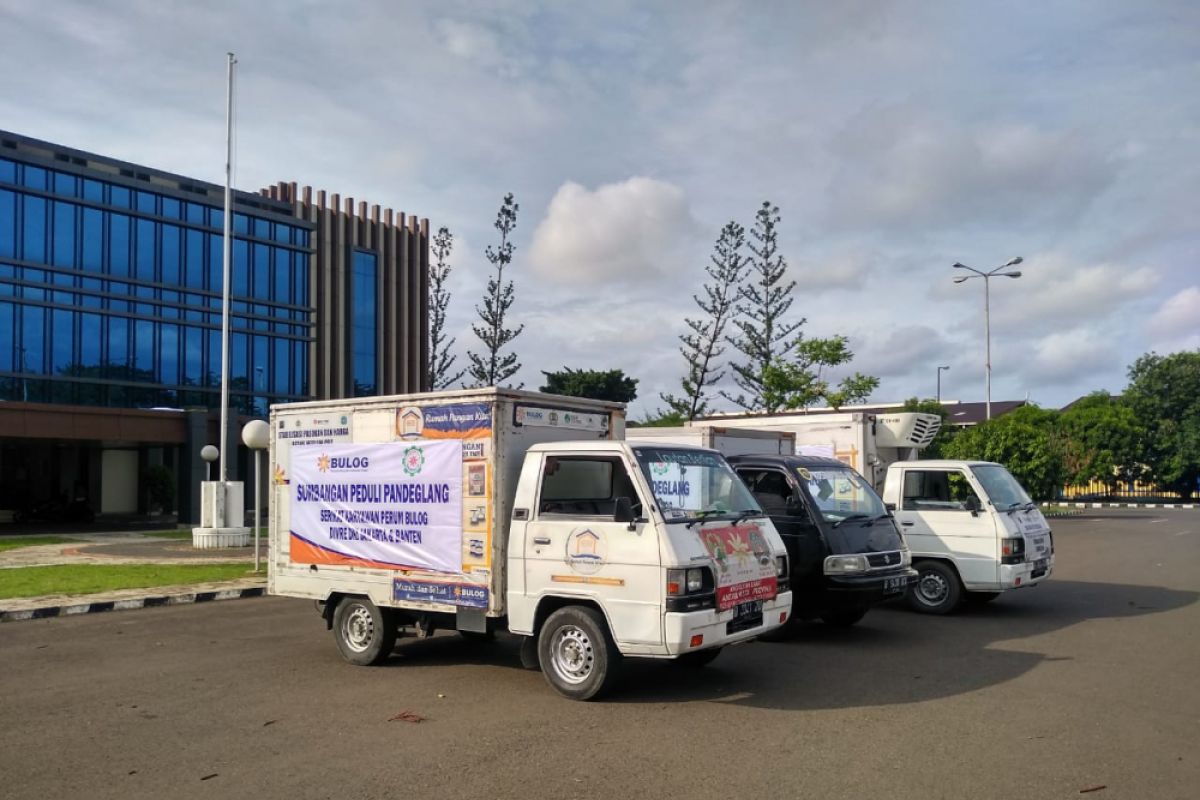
[726,453,854,471]
[886,459,1003,469]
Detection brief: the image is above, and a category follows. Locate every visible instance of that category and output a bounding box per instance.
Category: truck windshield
[632,447,762,522]
[970,464,1033,510]
[796,467,888,523]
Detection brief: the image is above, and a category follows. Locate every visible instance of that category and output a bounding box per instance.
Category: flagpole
[219,52,236,485]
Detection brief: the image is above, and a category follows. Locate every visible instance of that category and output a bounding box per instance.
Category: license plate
[1033,559,1048,571]
[727,601,763,634]
[883,575,908,594]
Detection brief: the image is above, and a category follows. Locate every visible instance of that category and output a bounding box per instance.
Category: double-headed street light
[953,256,1023,421]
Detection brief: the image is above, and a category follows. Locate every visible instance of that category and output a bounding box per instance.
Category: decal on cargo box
[290,441,463,574]
[698,524,778,611]
[514,405,610,433]
[393,579,489,608]
[397,402,492,441]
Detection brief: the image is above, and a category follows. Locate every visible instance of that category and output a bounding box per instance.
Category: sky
[2,0,1197,419]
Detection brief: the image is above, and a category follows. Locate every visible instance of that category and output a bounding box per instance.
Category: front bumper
[663,590,793,656]
[824,568,918,605]
[999,554,1054,589]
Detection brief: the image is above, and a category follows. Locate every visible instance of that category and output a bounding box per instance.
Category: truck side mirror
[614,496,637,527]
[785,495,803,516]
[884,502,896,513]
[964,495,981,516]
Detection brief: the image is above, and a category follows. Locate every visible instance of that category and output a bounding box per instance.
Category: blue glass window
[81,313,101,369]
[234,213,249,235]
[253,334,269,390]
[0,189,14,258]
[23,166,48,190]
[293,251,308,306]
[0,301,12,371]
[351,249,377,396]
[253,217,271,240]
[22,305,45,373]
[184,229,204,289]
[54,172,78,196]
[107,316,129,372]
[83,180,104,202]
[135,319,155,376]
[52,201,76,268]
[207,233,222,291]
[161,224,180,285]
[22,195,47,262]
[206,329,221,386]
[109,213,131,276]
[186,203,206,225]
[273,247,290,303]
[274,337,288,392]
[110,186,131,209]
[81,207,103,270]
[252,243,269,300]
[231,331,248,383]
[135,219,156,281]
[136,191,156,214]
[233,239,249,295]
[0,159,15,183]
[184,326,202,385]
[160,323,179,384]
[161,197,181,219]
[51,309,74,373]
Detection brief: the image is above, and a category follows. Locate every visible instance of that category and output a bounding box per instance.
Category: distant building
[0,130,428,525]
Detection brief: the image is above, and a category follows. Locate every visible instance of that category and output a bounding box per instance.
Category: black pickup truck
[726,454,916,636]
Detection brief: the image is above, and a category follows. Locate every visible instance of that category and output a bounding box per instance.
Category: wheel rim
[917,571,949,606]
[342,605,375,653]
[548,624,594,685]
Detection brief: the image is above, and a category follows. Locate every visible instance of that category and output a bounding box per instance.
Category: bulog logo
[316,454,370,472]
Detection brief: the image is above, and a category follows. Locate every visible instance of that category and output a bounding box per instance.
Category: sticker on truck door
[698,524,778,611]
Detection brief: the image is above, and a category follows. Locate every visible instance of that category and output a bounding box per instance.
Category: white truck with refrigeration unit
[626,426,795,457]
[268,388,792,699]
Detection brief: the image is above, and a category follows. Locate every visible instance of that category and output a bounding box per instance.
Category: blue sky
[2,0,1196,417]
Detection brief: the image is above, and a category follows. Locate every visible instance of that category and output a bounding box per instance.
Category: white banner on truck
[290,441,463,574]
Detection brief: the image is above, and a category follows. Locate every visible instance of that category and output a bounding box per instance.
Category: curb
[1042,502,1198,510]
[1,586,265,623]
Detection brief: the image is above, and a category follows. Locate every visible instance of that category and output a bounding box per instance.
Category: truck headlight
[686,568,704,593]
[900,548,911,567]
[824,554,869,575]
[775,555,788,577]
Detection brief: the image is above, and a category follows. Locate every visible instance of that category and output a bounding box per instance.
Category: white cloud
[792,249,874,293]
[853,325,951,380]
[1025,329,1118,385]
[1147,286,1200,339]
[528,177,697,285]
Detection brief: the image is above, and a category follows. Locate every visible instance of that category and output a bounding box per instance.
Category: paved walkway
[0,532,266,622]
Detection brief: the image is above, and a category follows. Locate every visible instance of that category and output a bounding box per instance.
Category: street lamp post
[936,365,950,404]
[953,257,1024,420]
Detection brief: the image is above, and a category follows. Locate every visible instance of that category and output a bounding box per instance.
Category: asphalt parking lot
[1,509,1197,800]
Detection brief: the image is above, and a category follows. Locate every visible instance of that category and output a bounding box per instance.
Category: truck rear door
[523,452,662,647]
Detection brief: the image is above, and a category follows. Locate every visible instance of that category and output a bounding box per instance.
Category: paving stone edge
[1,585,265,623]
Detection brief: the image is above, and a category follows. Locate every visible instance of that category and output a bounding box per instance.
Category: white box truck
[268,388,792,700]
[626,426,795,456]
[692,411,941,490]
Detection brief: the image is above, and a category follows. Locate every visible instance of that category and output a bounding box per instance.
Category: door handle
[532,537,551,545]
[900,521,914,527]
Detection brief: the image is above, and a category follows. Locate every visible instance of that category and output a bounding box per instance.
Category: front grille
[866,551,903,569]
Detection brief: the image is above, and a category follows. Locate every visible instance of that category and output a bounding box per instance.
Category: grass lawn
[0,563,256,600]
[0,536,79,553]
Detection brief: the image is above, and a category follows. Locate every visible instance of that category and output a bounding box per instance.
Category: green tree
[427,226,465,389]
[540,368,638,403]
[722,201,801,411]
[901,397,957,458]
[468,193,524,387]
[941,405,1066,501]
[759,334,879,412]
[1124,351,1200,499]
[1058,391,1147,495]
[630,408,688,428]
[661,221,747,420]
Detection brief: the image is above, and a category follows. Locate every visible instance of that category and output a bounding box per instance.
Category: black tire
[332,596,396,666]
[537,606,621,701]
[674,647,723,667]
[906,560,963,615]
[967,591,1001,604]
[821,607,868,627]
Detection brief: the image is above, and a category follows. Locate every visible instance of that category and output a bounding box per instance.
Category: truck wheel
[674,647,723,668]
[333,596,397,666]
[821,607,868,627]
[538,606,621,701]
[907,561,963,615]
[518,635,541,670]
[967,591,1001,604]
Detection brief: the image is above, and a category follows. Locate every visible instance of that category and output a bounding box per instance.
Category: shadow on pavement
[380,578,1196,710]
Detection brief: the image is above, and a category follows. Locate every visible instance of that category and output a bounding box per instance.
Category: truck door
[735,467,824,600]
[893,468,998,586]
[525,454,662,647]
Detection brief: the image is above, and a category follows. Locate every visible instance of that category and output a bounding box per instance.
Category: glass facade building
[0,151,314,415]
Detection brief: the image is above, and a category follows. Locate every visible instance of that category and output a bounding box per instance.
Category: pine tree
[662,221,747,420]
[427,226,465,389]
[722,201,802,412]
[467,193,524,387]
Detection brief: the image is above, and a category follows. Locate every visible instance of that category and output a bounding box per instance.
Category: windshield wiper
[731,509,763,526]
[832,513,873,529]
[685,509,726,529]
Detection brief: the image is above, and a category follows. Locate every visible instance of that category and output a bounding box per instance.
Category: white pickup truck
[880,459,1055,614]
[268,388,792,700]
